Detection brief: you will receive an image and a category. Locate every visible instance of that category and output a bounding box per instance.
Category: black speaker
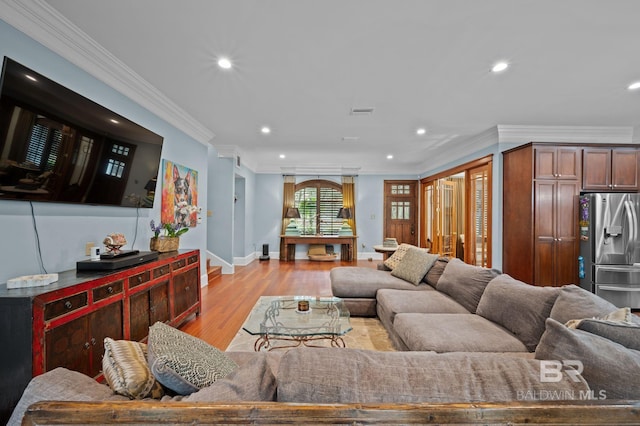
[259,244,270,261]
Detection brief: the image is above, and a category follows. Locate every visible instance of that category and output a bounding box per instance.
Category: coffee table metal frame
[242,296,352,351]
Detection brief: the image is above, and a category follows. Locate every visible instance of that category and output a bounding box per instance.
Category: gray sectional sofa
[331,255,638,355]
[9,250,640,425]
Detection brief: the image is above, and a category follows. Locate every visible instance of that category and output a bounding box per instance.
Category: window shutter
[294,180,344,236]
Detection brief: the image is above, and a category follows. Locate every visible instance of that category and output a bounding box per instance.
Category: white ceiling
[9,0,640,174]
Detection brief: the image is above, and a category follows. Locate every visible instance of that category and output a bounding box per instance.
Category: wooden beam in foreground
[22,400,640,425]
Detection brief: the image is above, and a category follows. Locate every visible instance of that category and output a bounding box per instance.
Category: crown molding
[0,0,215,145]
[497,125,634,145]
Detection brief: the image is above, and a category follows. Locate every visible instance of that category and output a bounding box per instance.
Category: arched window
[294,179,343,235]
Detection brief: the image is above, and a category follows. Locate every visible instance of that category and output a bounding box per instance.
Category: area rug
[226,316,396,352]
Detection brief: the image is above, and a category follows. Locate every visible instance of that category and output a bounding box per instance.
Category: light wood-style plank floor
[179,259,378,349]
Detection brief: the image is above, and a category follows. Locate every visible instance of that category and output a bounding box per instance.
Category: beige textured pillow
[383,243,430,270]
[390,248,439,285]
[102,337,165,399]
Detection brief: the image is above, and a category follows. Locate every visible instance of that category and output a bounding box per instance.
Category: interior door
[467,164,491,266]
[438,181,457,258]
[383,181,418,246]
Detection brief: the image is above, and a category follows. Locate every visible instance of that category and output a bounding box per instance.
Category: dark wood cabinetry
[44,300,123,377]
[533,180,580,286]
[503,143,640,288]
[503,144,580,286]
[534,145,581,180]
[0,250,200,424]
[129,280,169,342]
[582,147,640,191]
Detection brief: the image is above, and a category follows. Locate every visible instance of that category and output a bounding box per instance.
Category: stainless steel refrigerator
[579,193,640,309]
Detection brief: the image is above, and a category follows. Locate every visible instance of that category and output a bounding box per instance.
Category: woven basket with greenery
[150,236,179,252]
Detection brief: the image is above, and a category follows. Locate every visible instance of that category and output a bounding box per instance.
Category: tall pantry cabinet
[503,144,580,286]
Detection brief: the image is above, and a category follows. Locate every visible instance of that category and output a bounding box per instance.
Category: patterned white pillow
[148,322,238,395]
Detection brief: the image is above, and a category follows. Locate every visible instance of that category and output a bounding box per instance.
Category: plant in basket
[150,220,188,252]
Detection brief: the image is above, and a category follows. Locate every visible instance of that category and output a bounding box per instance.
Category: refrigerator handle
[626,200,638,247]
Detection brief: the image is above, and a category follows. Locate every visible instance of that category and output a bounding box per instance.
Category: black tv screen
[0,57,163,208]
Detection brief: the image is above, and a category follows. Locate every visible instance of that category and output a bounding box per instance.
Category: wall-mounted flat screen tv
[0,57,163,208]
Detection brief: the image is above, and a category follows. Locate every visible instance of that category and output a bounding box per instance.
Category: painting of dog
[161,160,198,228]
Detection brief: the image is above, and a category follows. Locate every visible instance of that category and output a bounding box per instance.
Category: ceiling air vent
[350,107,374,116]
[342,136,360,142]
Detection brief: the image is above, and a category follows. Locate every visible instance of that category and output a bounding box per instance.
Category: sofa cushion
[393,313,528,352]
[102,338,165,399]
[184,351,282,402]
[476,274,560,352]
[549,284,619,324]
[377,288,469,325]
[390,248,439,285]
[435,258,500,313]
[277,348,588,403]
[535,318,640,400]
[147,322,238,395]
[8,368,128,425]
[424,257,449,287]
[330,267,433,299]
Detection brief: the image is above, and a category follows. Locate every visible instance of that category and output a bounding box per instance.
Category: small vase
[150,236,179,252]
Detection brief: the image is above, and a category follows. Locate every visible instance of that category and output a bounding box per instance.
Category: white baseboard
[233,253,256,266]
[205,251,234,274]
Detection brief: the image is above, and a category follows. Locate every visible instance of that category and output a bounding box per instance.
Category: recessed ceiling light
[416,128,426,135]
[491,61,509,73]
[261,126,271,134]
[217,57,232,70]
[279,154,285,159]
[25,74,37,82]
[628,81,640,90]
[386,154,393,160]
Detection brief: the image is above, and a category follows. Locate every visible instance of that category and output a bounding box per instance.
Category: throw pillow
[535,318,640,400]
[577,318,640,351]
[390,248,439,285]
[549,285,619,324]
[147,322,238,395]
[476,274,559,351]
[565,307,633,329]
[383,243,429,270]
[102,338,165,399]
[424,257,449,287]
[435,258,500,313]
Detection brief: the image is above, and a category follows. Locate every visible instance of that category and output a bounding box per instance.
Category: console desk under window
[280,235,358,262]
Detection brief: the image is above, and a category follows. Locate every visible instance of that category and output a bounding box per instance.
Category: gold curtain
[342,176,357,260]
[280,175,296,260]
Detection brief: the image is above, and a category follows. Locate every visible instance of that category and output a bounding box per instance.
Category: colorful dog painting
[161,160,198,228]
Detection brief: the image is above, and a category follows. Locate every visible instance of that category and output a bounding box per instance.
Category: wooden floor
[179,258,378,349]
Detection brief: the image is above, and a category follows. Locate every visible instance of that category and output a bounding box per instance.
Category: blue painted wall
[251,173,418,260]
[0,20,208,283]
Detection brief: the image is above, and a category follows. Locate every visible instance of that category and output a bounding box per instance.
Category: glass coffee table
[242,296,352,351]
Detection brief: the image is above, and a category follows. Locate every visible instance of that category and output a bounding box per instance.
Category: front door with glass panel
[384,181,418,246]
